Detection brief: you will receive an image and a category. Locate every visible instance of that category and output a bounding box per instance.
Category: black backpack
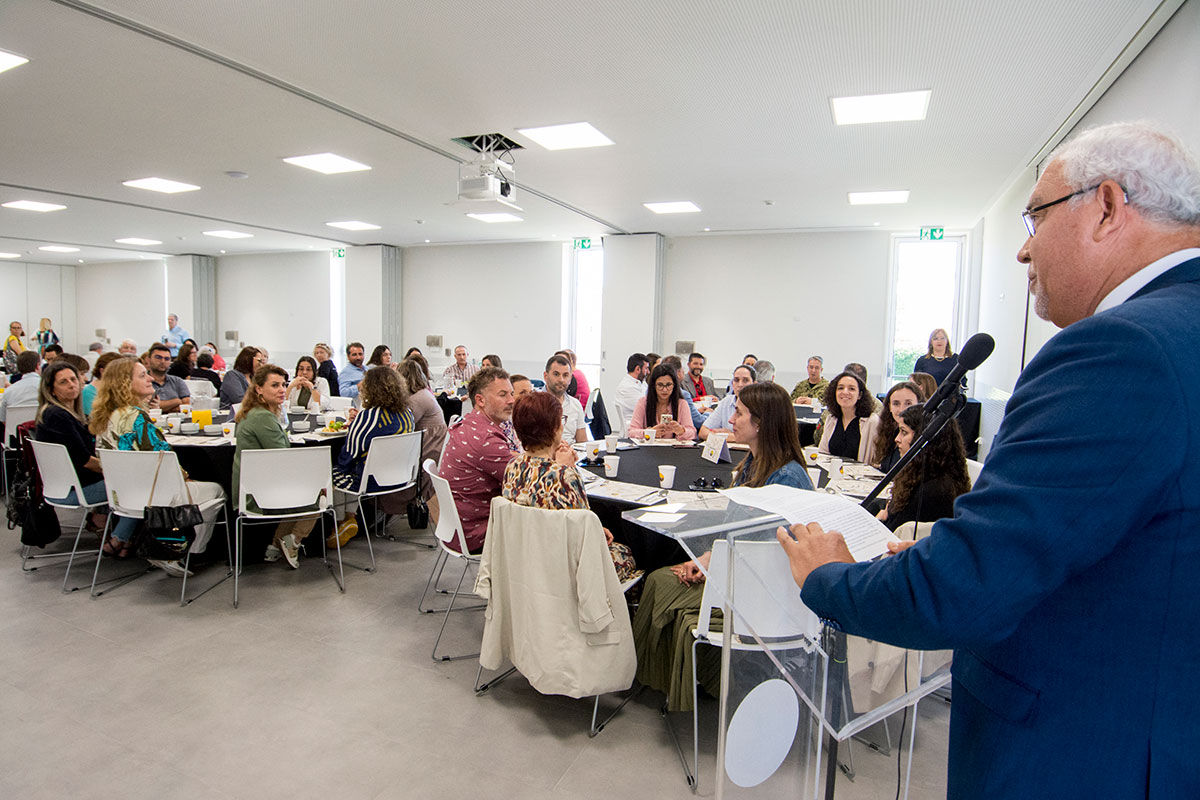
[5,424,61,547]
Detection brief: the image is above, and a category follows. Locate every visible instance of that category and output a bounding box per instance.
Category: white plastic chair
[326,396,353,413]
[231,402,242,416]
[234,447,336,608]
[98,449,232,605]
[27,440,108,587]
[418,458,485,661]
[668,538,821,792]
[584,387,599,420]
[334,430,426,570]
[185,379,215,399]
[966,458,983,488]
[2,404,38,495]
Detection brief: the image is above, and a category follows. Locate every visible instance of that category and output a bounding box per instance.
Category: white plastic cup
[587,441,602,459]
[828,457,843,477]
[179,403,192,415]
[605,434,619,453]
[658,464,676,489]
[604,456,620,478]
[222,421,236,438]
[643,429,657,442]
[148,409,162,421]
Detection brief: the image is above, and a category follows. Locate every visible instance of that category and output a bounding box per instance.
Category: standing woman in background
[35,318,59,358]
[912,328,961,387]
[4,321,27,374]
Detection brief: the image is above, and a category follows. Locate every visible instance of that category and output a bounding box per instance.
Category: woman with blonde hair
[912,328,961,387]
[35,317,59,358]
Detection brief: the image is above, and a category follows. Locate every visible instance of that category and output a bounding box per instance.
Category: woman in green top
[233,365,315,568]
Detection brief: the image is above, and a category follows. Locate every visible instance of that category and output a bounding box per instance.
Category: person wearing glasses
[777,122,1200,797]
[627,364,696,441]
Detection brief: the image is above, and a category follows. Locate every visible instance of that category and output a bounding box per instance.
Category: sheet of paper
[719,484,897,562]
[637,512,686,524]
[638,502,685,513]
[585,480,667,504]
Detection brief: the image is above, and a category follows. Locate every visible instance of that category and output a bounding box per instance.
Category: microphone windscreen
[957,333,995,371]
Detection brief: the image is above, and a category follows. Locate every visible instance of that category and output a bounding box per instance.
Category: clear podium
[624,498,951,799]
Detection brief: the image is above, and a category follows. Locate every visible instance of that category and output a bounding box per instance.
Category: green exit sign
[573,238,592,250]
[919,227,944,241]
[333,248,345,257]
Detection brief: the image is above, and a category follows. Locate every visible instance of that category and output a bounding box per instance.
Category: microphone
[922,332,994,413]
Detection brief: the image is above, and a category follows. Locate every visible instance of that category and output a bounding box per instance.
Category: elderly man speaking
[778,122,1200,798]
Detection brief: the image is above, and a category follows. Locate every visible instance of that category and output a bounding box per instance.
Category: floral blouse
[501,452,588,510]
[95,406,171,452]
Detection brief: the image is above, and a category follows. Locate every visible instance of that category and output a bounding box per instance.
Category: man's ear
[1092,179,1130,243]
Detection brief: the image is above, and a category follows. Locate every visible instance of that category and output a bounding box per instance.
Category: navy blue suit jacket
[802,256,1200,798]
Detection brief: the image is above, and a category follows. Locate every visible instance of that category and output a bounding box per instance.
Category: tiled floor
[0,505,949,799]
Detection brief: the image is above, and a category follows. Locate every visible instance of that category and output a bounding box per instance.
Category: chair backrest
[191,395,219,411]
[231,402,242,416]
[5,404,38,445]
[326,396,353,412]
[447,413,462,428]
[28,439,86,505]
[97,449,188,514]
[965,458,983,488]
[185,379,215,398]
[697,539,821,643]
[358,430,423,493]
[239,447,332,514]
[423,459,470,554]
[584,387,599,419]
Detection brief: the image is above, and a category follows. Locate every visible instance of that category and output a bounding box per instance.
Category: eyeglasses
[654,382,675,390]
[1021,183,1127,236]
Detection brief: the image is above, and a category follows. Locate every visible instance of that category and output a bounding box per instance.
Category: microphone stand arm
[860,391,967,509]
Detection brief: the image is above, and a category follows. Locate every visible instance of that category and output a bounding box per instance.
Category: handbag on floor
[135,452,202,561]
[406,463,429,529]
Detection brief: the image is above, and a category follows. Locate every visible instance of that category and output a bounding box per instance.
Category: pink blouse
[627,397,696,441]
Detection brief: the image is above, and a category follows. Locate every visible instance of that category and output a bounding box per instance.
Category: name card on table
[701,432,732,464]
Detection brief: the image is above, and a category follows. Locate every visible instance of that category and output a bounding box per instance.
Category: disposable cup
[658,464,676,489]
[643,429,657,442]
[604,456,620,478]
[605,434,619,453]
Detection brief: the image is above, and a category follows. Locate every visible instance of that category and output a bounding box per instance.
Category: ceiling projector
[457,155,520,210]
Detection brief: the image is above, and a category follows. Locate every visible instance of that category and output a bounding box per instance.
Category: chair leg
[417,550,447,613]
[431,560,481,662]
[335,496,376,574]
[475,663,518,694]
[234,517,242,609]
[662,701,696,789]
[323,509,347,593]
[589,683,644,738]
[62,511,95,593]
[691,637,703,792]
[180,507,234,607]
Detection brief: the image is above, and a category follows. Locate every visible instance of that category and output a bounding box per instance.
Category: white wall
[661,232,891,394]
[599,234,662,408]
[0,260,78,355]
[345,245,383,353]
[215,251,330,369]
[402,242,564,380]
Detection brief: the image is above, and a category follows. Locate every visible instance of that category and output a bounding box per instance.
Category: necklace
[932,353,948,361]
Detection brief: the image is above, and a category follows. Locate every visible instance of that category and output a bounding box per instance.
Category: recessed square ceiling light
[2,200,66,212]
[39,245,80,253]
[325,221,381,231]
[0,50,29,74]
[466,213,523,223]
[282,153,371,174]
[831,90,931,125]
[0,252,21,259]
[643,201,701,214]
[848,190,910,205]
[202,230,254,239]
[516,122,614,150]
[115,237,163,246]
[122,177,201,193]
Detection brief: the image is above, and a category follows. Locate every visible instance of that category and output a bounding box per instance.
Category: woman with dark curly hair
[870,381,925,471]
[879,404,971,533]
[818,371,879,461]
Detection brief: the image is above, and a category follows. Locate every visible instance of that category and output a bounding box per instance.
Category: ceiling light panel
[517,122,614,150]
[282,153,371,174]
[122,177,201,193]
[466,213,522,223]
[0,252,21,259]
[325,221,381,231]
[848,190,910,205]
[2,200,66,212]
[39,245,80,252]
[643,201,701,214]
[115,237,163,245]
[0,50,29,74]
[202,230,254,239]
[832,90,931,125]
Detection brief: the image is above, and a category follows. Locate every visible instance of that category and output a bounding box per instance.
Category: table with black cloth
[794,404,822,447]
[434,392,463,424]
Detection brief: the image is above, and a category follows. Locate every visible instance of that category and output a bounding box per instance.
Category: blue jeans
[51,482,138,542]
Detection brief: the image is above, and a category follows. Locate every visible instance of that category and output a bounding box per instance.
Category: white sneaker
[263,544,282,563]
[147,559,193,578]
[278,534,300,569]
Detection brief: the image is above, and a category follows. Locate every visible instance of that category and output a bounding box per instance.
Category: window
[887,236,965,380]
[563,243,604,390]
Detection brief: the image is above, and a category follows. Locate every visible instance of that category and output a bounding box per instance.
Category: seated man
[684,352,716,399]
[0,351,40,436]
[544,354,587,443]
[438,367,516,553]
[84,342,104,370]
[146,342,190,413]
[753,359,776,384]
[42,343,63,364]
[440,345,476,389]
[662,355,706,431]
[556,348,590,407]
[117,339,138,356]
[790,355,829,405]
[338,342,366,399]
[698,364,756,440]
[742,354,757,367]
[191,352,223,391]
[613,352,648,436]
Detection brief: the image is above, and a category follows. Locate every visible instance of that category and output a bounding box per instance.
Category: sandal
[102,539,132,559]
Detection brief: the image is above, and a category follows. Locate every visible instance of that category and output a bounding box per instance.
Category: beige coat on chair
[474,497,636,698]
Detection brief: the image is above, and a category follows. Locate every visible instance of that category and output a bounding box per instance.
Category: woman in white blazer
[287,355,332,411]
[817,370,879,462]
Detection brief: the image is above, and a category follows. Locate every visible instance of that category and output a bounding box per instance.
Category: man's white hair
[1050,121,1200,227]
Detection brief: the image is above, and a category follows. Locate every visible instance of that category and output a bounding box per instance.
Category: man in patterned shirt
[440,344,477,389]
[438,366,516,553]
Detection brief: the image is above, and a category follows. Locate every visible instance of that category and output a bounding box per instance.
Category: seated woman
[219,346,263,409]
[480,354,502,369]
[312,343,339,396]
[908,372,937,405]
[287,356,331,411]
[403,347,422,360]
[628,364,696,441]
[327,367,415,546]
[191,352,223,391]
[878,405,972,533]
[501,391,638,580]
[202,343,226,371]
[870,381,925,472]
[378,357,449,525]
[366,345,393,370]
[35,361,122,536]
[168,342,196,379]
[633,382,813,711]
[89,357,225,573]
[818,371,879,462]
[233,365,314,568]
[81,352,121,416]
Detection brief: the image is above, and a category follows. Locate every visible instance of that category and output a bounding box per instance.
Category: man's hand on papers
[886,540,917,555]
[775,522,854,589]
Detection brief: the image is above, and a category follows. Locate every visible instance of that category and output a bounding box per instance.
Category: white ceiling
[0,0,1174,265]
